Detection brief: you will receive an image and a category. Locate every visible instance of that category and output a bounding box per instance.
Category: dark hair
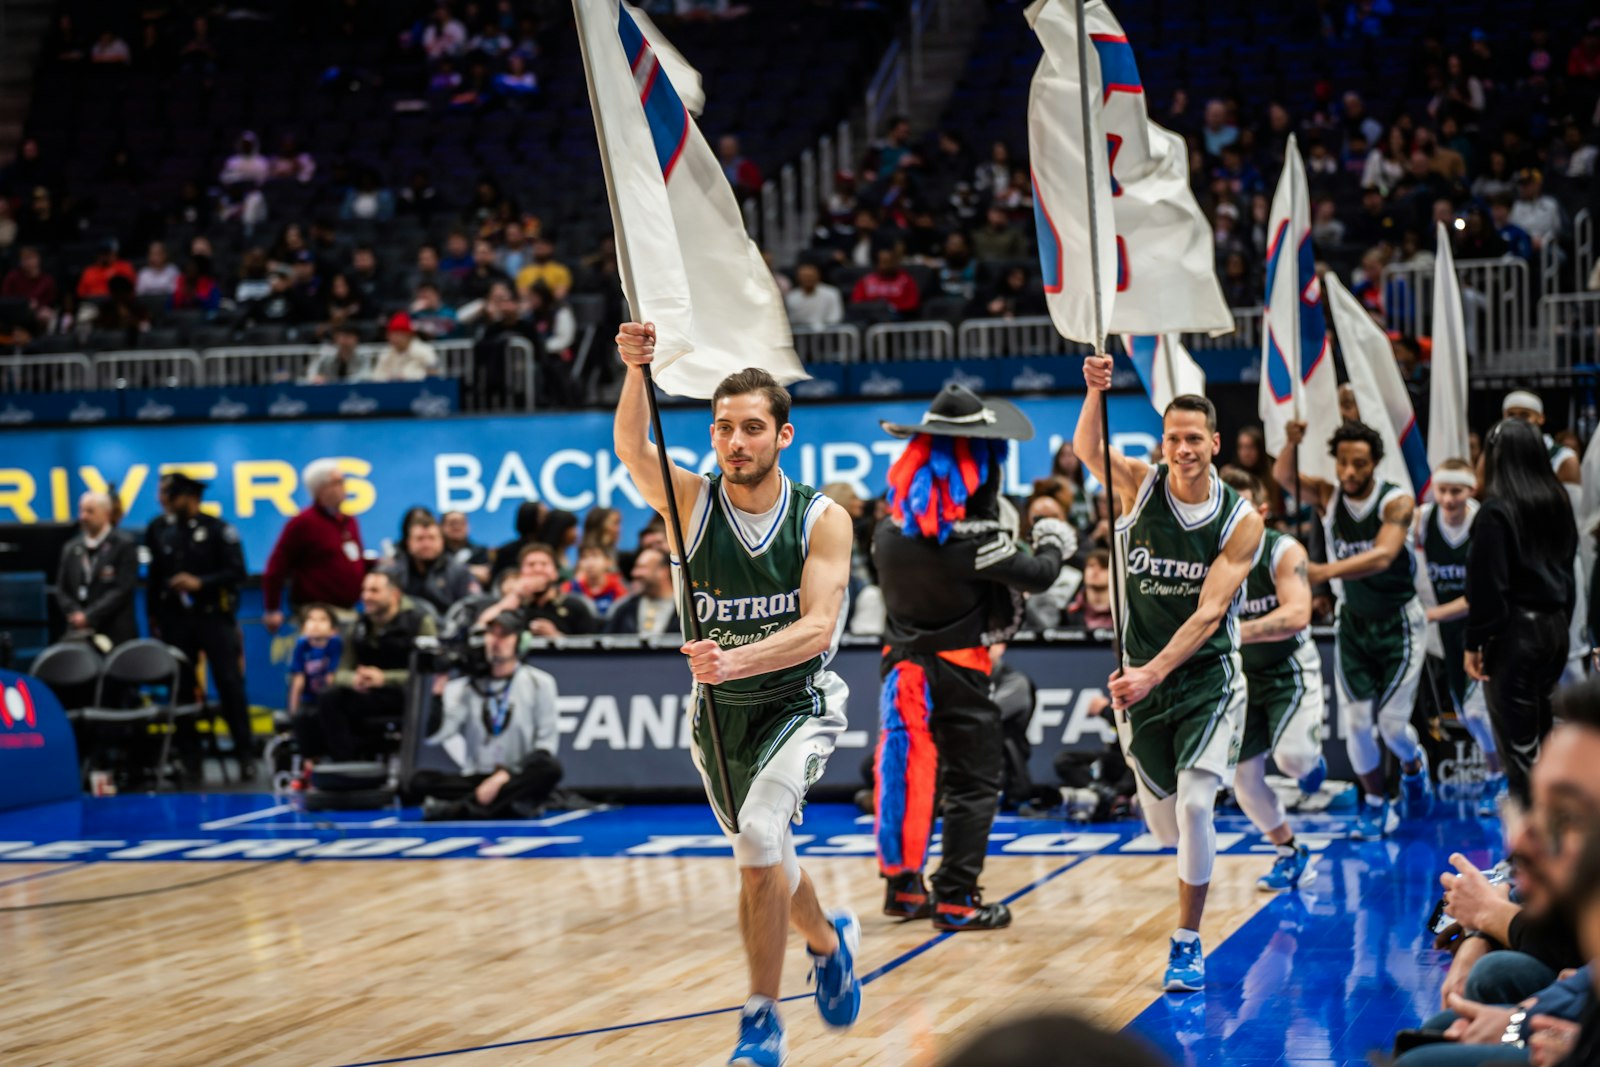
[537,508,579,548]
[1219,465,1261,499]
[513,500,547,538]
[1553,675,1600,731]
[1163,394,1216,432]
[1328,420,1386,463]
[713,367,792,427]
[398,504,434,544]
[517,541,558,567]
[583,505,620,545]
[1571,822,1600,914]
[1084,547,1112,570]
[1481,417,1577,561]
[937,1013,1171,1067]
[298,602,339,628]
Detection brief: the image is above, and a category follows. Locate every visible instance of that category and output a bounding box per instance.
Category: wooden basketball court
[0,853,1273,1066]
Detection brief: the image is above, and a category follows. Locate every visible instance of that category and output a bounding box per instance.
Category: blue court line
[0,862,89,890]
[328,855,1094,1067]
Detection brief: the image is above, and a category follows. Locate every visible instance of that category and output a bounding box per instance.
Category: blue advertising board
[0,669,80,812]
[0,395,1162,569]
[0,380,459,427]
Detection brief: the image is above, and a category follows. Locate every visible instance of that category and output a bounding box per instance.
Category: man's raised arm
[613,322,707,548]
[1273,419,1334,514]
[1074,354,1150,514]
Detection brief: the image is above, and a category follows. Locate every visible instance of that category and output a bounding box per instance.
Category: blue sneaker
[1477,775,1507,818]
[1257,843,1317,892]
[1351,798,1399,840]
[730,998,786,1067]
[1401,754,1434,817]
[1163,936,1205,992]
[1296,756,1327,796]
[809,909,862,1030]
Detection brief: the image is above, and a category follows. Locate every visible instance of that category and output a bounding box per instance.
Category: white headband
[1433,469,1478,489]
[1502,390,1543,416]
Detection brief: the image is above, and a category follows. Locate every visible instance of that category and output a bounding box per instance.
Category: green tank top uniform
[1422,501,1475,702]
[1116,464,1254,671]
[1239,528,1307,673]
[1327,481,1415,619]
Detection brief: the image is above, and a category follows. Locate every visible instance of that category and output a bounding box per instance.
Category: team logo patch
[804,752,824,788]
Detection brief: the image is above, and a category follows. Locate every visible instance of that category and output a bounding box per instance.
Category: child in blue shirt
[287,604,343,719]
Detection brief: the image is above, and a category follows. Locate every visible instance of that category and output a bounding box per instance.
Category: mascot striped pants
[875,645,1003,896]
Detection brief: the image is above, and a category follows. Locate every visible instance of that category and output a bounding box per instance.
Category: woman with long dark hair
[1465,418,1577,803]
[1233,426,1284,519]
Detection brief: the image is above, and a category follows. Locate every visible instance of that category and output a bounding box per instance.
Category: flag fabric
[1427,221,1470,475]
[1325,273,1430,498]
[1026,0,1117,345]
[1121,334,1205,414]
[574,0,802,398]
[1025,0,1230,344]
[1259,133,1338,482]
[1087,3,1232,336]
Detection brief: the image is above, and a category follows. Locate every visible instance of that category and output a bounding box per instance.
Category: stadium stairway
[903,2,992,140]
[0,0,51,159]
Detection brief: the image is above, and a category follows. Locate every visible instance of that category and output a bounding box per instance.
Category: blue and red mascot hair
[886,433,1007,543]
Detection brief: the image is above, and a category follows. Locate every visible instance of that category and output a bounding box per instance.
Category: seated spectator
[718,134,764,200]
[53,491,139,648]
[101,275,149,344]
[785,263,843,329]
[235,248,272,303]
[938,233,978,301]
[268,134,316,183]
[219,131,270,187]
[409,281,460,341]
[538,510,581,576]
[295,571,435,761]
[398,169,441,223]
[516,237,573,300]
[490,501,549,582]
[851,248,921,317]
[527,281,578,404]
[76,240,135,300]
[463,238,513,301]
[422,3,466,60]
[468,281,533,408]
[1509,169,1563,251]
[90,29,132,65]
[494,52,539,100]
[970,205,1029,262]
[976,266,1046,319]
[316,272,374,338]
[304,324,371,383]
[604,546,680,636]
[413,611,562,820]
[236,264,310,328]
[1,246,59,332]
[409,244,453,300]
[286,604,343,721]
[339,169,395,222]
[1491,195,1534,264]
[261,459,367,630]
[582,506,623,557]
[372,312,440,381]
[439,230,474,277]
[134,241,179,298]
[171,255,220,313]
[347,244,388,304]
[478,542,597,636]
[383,513,480,615]
[567,543,628,618]
[440,510,491,585]
[1201,98,1239,157]
[1063,549,1115,630]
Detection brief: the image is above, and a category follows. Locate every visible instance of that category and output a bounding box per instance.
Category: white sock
[1364,794,1386,807]
[744,995,777,1015]
[1276,842,1298,857]
[1173,927,1200,944]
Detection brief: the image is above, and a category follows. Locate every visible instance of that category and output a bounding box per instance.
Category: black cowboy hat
[880,383,1035,441]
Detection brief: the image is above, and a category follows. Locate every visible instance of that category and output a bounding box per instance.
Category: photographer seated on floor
[296,571,436,762]
[410,610,563,821]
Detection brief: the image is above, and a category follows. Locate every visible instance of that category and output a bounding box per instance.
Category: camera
[414,631,490,676]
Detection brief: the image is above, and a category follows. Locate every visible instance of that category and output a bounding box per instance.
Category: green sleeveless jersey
[1239,528,1307,672]
[677,470,839,701]
[1116,464,1254,669]
[1327,481,1415,618]
[1421,500,1476,698]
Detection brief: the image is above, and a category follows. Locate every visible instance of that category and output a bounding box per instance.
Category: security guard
[144,472,254,779]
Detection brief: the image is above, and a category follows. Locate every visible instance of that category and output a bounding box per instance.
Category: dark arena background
[3,0,1600,1064]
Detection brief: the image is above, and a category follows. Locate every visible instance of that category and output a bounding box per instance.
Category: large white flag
[1427,221,1470,474]
[574,0,802,397]
[1259,134,1338,482]
[1121,334,1205,414]
[1026,0,1117,345]
[1325,273,1430,498]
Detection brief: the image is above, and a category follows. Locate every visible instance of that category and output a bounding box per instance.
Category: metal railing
[1542,292,1600,370]
[0,353,93,393]
[1380,256,1538,368]
[865,320,955,361]
[1186,307,1263,352]
[433,335,539,411]
[958,316,1089,358]
[791,325,861,364]
[204,345,319,386]
[93,349,203,389]
[1577,209,1594,293]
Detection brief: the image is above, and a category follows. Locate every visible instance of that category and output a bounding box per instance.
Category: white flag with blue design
[1259,133,1338,481]
[1325,273,1429,498]
[574,0,801,398]
[1121,334,1205,414]
[1427,221,1470,478]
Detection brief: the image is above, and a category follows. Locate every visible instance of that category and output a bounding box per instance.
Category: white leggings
[726,772,803,894]
[1459,683,1497,758]
[1137,768,1224,886]
[1233,754,1286,836]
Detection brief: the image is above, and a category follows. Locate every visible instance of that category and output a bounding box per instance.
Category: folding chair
[79,640,199,789]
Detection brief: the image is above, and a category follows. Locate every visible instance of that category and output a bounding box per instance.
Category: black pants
[876,646,1001,898]
[158,611,252,767]
[1484,606,1569,804]
[299,685,407,762]
[408,752,563,816]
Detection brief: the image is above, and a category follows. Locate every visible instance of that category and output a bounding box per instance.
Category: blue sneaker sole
[1163,975,1205,992]
[814,909,862,1031]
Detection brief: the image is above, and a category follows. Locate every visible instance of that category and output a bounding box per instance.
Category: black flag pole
[575,0,738,832]
[1074,0,1128,674]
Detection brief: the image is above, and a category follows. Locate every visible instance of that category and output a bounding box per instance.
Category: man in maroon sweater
[262,460,366,629]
